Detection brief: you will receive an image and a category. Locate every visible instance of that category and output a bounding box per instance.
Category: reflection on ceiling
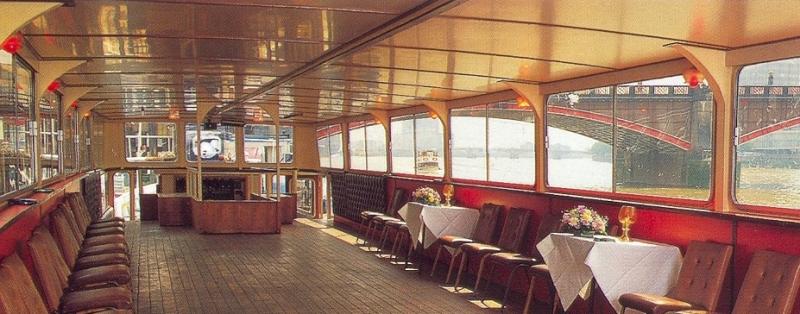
[19,0,800,123]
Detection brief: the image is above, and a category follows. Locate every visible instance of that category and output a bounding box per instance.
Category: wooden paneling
[192,200,280,234]
[157,193,191,226]
[280,194,297,224]
[140,194,158,221]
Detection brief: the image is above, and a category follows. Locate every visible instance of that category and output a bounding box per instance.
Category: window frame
[243,123,294,164]
[731,57,800,217]
[39,91,62,183]
[448,100,537,188]
[390,113,445,178]
[543,75,716,208]
[346,120,388,174]
[124,121,178,163]
[0,54,37,198]
[317,124,344,170]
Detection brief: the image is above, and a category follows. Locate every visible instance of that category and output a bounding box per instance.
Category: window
[390,113,444,177]
[348,121,387,172]
[185,123,236,162]
[547,75,712,200]
[366,122,387,172]
[316,124,343,169]
[125,122,177,162]
[63,110,78,174]
[40,92,61,180]
[451,100,536,184]
[0,52,35,195]
[80,119,91,169]
[244,124,293,163]
[736,58,800,209]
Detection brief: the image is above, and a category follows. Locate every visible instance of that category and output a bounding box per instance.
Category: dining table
[536,233,683,313]
[397,202,480,250]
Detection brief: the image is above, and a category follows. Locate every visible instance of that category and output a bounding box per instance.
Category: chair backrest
[471,203,503,244]
[0,253,49,314]
[496,207,532,252]
[28,226,72,312]
[386,188,407,217]
[732,250,800,314]
[51,208,82,269]
[66,193,90,232]
[667,241,733,312]
[531,213,562,257]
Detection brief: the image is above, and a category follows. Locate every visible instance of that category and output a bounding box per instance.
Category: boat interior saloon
[3,0,800,313]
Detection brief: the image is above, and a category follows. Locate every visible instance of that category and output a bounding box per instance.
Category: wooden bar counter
[191,199,281,234]
[157,193,192,226]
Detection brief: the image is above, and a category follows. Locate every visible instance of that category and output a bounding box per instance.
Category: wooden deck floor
[128,220,508,313]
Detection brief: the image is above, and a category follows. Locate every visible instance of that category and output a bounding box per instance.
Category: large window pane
[736,58,800,209]
[317,126,331,168]
[63,111,77,174]
[451,105,487,181]
[1,52,35,194]
[244,124,293,163]
[488,100,536,184]
[348,122,367,170]
[547,77,713,200]
[81,119,91,169]
[125,122,177,162]
[329,124,344,169]
[186,123,236,162]
[365,123,387,172]
[414,114,444,177]
[391,116,415,175]
[615,76,712,200]
[547,86,614,191]
[40,92,61,180]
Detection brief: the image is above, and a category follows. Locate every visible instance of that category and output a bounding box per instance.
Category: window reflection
[244,124,293,163]
[547,75,713,200]
[391,114,444,177]
[185,123,236,162]
[125,122,177,162]
[736,58,800,209]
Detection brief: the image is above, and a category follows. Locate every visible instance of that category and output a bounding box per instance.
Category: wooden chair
[619,241,733,314]
[453,207,532,291]
[430,203,503,281]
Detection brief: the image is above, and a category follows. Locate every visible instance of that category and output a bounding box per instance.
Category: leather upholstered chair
[0,253,49,314]
[670,250,800,314]
[478,212,562,310]
[27,227,132,313]
[619,241,733,314]
[453,207,532,291]
[363,188,406,250]
[729,250,800,314]
[430,203,502,281]
[51,208,129,271]
[378,188,409,253]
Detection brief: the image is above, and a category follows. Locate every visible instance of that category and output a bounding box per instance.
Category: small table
[398,202,479,249]
[537,233,682,313]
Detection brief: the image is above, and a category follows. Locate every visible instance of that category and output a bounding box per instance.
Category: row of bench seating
[0,192,133,313]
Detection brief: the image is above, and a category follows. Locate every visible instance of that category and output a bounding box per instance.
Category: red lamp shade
[1,34,23,54]
[429,111,438,119]
[682,68,705,88]
[70,101,78,109]
[47,81,61,92]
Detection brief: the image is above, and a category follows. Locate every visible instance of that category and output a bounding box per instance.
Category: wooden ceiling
[20,0,800,123]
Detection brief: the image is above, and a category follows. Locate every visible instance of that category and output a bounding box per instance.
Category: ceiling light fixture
[1,34,22,54]
[682,68,705,88]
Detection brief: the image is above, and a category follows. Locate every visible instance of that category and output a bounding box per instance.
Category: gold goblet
[618,205,637,242]
[442,184,454,207]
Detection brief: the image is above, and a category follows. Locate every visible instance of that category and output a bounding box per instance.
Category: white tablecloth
[398,202,480,249]
[536,233,682,313]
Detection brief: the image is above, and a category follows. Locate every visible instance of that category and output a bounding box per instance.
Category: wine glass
[618,205,637,241]
[442,184,454,207]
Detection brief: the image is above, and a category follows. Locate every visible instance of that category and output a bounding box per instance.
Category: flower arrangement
[561,205,609,236]
[412,186,442,206]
